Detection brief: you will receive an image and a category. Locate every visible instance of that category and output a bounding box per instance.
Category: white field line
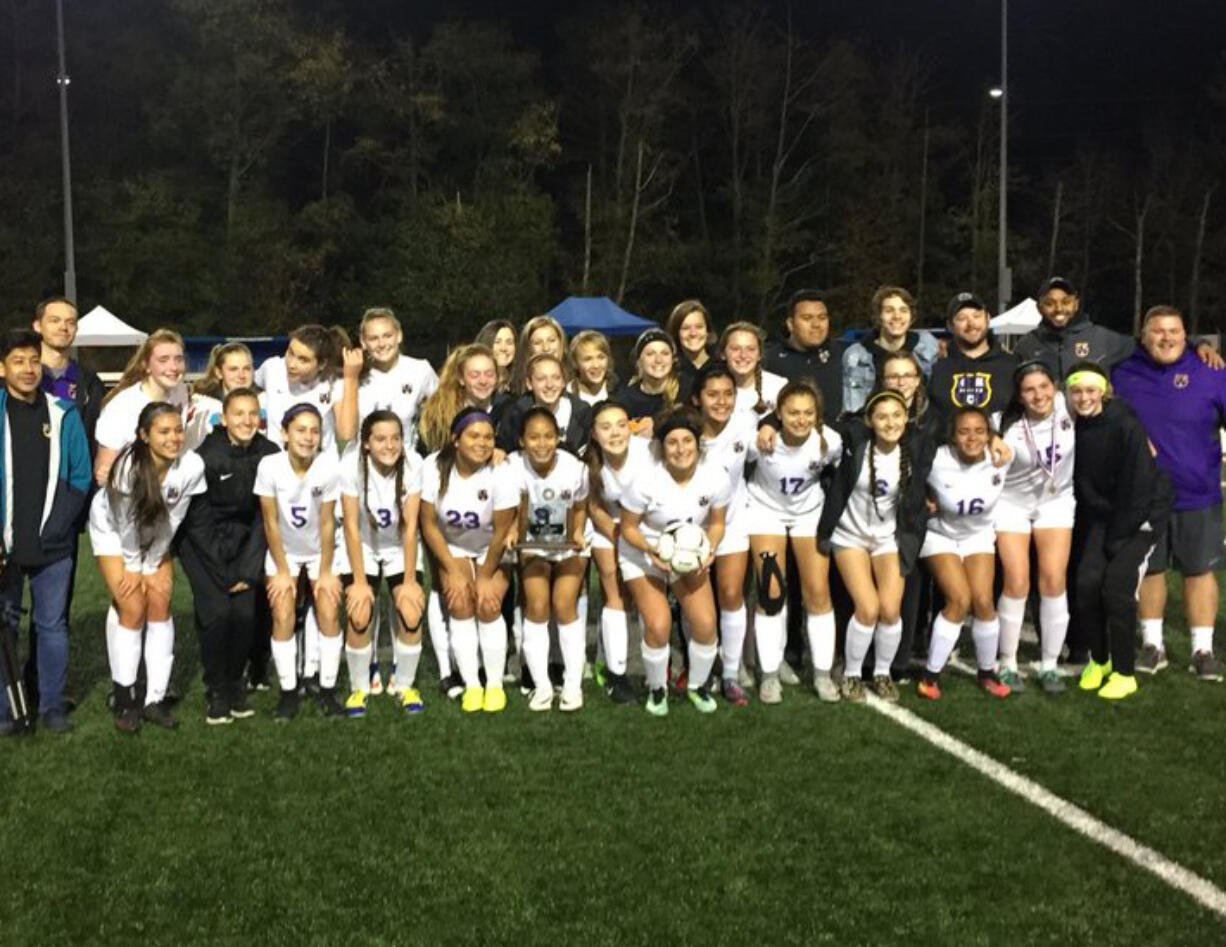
[865,694,1226,919]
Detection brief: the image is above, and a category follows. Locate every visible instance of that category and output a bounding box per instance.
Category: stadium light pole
[55,0,77,303]
[992,0,1010,315]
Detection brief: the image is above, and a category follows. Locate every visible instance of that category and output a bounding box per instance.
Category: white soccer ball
[656,521,711,575]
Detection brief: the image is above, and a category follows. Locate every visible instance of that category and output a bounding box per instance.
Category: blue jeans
[1,556,72,718]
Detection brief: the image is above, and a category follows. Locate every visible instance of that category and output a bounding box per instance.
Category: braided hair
[107,402,183,554]
[359,410,409,537]
[864,390,910,522]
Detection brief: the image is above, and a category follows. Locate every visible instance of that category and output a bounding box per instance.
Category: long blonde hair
[718,321,767,413]
[510,315,567,394]
[191,341,254,398]
[102,328,185,407]
[568,330,617,397]
[628,336,679,410]
[419,343,497,452]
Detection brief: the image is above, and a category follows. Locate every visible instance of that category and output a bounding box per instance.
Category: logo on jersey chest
[311,486,323,497]
[992,473,1002,486]
[477,489,488,501]
[1174,373,1190,389]
[401,383,413,395]
[808,460,822,473]
[733,440,745,454]
[166,487,180,501]
[819,349,830,364]
[319,392,331,404]
[1074,342,1091,358]
[951,372,992,407]
[1060,418,1072,431]
[698,495,711,507]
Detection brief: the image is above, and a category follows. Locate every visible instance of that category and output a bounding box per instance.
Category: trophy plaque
[517,483,581,553]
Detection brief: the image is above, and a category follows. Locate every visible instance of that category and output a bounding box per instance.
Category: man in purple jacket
[1112,305,1226,681]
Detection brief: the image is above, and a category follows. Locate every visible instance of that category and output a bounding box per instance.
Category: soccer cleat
[274,689,300,723]
[778,660,801,686]
[206,692,233,726]
[916,677,942,701]
[529,687,554,712]
[318,688,346,718]
[1037,670,1066,694]
[977,670,1012,699]
[368,664,384,697]
[461,688,484,713]
[113,707,140,733]
[519,664,536,697]
[814,672,841,703]
[645,687,669,717]
[593,661,608,689]
[1189,651,1222,682]
[720,678,750,707]
[142,700,179,730]
[1079,659,1111,691]
[386,664,399,696]
[686,685,718,714]
[439,673,465,701]
[482,686,507,713]
[604,672,638,705]
[871,675,899,703]
[228,684,255,719]
[345,690,369,718]
[840,676,866,703]
[758,673,783,705]
[998,667,1026,694]
[582,661,594,682]
[1098,672,1139,700]
[1135,643,1168,675]
[399,687,425,713]
[559,685,583,712]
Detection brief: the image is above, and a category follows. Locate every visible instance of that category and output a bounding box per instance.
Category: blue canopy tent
[547,296,657,337]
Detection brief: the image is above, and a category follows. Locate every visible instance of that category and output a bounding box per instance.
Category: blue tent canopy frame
[547,296,657,337]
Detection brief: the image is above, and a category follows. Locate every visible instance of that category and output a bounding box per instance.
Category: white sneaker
[529,687,553,712]
[778,660,800,686]
[559,685,583,712]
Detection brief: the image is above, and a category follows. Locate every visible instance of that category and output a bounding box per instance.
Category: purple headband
[281,402,322,429]
[451,410,494,437]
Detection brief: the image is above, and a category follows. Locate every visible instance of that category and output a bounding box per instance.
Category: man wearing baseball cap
[928,291,1018,420]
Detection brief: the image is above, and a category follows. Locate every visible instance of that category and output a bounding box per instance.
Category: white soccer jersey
[619,458,733,543]
[925,445,1007,542]
[254,450,342,561]
[91,449,206,568]
[995,393,1076,505]
[595,436,654,520]
[702,412,758,520]
[747,424,843,517]
[837,442,902,541]
[734,370,787,419]
[357,356,438,449]
[338,444,422,566]
[510,450,589,544]
[420,453,519,559]
[256,356,342,452]
[95,383,189,452]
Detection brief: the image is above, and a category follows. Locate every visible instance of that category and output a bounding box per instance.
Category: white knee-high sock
[271,638,298,691]
[346,642,372,692]
[111,620,143,687]
[755,610,785,675]
[559,619,586,688]
[972,617,1000,672]
[394,639,422,688]
[806,611,836,673]
[641,641,670,691]
[143,618,175,705]
[303,607,320,676]
[926,614,962,675]
[450,617,480,687]
[601,607,628,675]
[996,594,1026,671]
[369,604,383,660]
[512,606,524,655]
[318,632,343,688]
[719,605,748,680]
[104,607,122,679]
[873,619,903,677]
[688,638,718,690]
[1039,594,1069,672]
[522,619,551,691]
[427,590,452,680]
[844,616,875,679]
[478,619,507,688]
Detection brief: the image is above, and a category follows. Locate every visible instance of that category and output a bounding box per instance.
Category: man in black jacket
[764,289,843,419]
[33,297,105,451]
[177,388,280,724]
[928,292,1018,421]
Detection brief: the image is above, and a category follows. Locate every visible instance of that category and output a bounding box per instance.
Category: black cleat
[300,673,322,700]
[206,692,233,726]
[112,683,140,733]
[439,672,464,701]
[141,700,179,730]
[318,687,345,718]
[604,671,638,705]
[274,689,300,722]
[228,683,255,719]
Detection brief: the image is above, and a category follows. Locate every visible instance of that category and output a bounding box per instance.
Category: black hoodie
[1014,310,1135,380]
[927,339,1019,421]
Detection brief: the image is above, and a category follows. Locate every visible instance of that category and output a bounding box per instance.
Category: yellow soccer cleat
[1078,659,1111,691]
[399,687,424,713]
[461,687,484,713]
[482,686,507,713]
[345,690,369,718]
[1098,672,1138,701]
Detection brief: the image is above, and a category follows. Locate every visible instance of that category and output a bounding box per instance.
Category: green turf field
[2,542,1225,945]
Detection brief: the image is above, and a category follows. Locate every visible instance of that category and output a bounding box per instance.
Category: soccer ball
[654,521,712,575]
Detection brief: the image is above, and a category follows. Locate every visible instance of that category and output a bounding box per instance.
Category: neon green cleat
[1098,672,1138,700]
[461,687,484,713]
[686,686,718,714]
[1079,659,1112,691]
[345,690,369,718]
[399,687,424,713]
[593,661,608,689]
[645,687,669,717]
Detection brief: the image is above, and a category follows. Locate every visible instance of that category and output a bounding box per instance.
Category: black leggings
[1069,521,1157,676]
[180,552,258,694]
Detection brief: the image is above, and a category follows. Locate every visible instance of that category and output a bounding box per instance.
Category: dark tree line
[2,0,1223,352]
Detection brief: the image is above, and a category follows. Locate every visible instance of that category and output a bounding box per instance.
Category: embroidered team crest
[818,349,830,364]
[41,423,51,438]
[1074,342,1090,358]
[1060,418,1072,431]
[311,486,323,497]
[561,489,573,501]
[951,372,992,407]
[734,440,745,454]
[1174,373,1190,389]
[67,382,77,399]
[477,489,488,501]
[698,495,711,507]
[809,460,822,472]
[992,473,1002,487]
[166,487,180,501]
[401,383,413,394]
[319,392,331,405]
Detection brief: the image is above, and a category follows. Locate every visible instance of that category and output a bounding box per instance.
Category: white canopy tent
[990,297,1041,337]
[73,305,147,348]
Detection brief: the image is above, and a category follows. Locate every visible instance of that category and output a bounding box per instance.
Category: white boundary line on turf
[865,694,1226,919]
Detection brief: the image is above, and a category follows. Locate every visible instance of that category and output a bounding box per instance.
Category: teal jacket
[0,389,92,562]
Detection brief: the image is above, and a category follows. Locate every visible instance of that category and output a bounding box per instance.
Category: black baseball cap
[1038,276,1077,298]
[945,292,988,321]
